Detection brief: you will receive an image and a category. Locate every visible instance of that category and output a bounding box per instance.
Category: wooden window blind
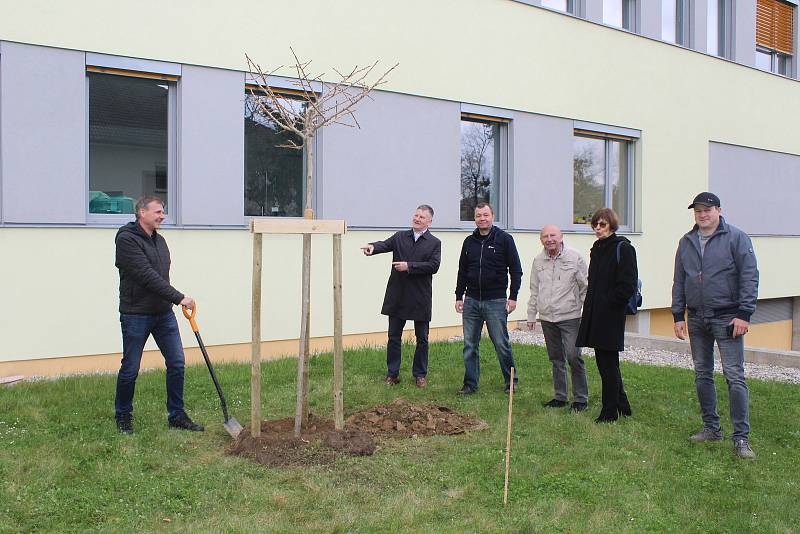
[757,0,795,55]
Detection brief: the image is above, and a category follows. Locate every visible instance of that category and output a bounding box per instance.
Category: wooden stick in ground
[294,231,312,437]
[251,231,263,438]
[332,233,344,430]
[503,367,515,506]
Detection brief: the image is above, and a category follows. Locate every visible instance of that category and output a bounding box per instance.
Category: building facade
[2,0,800,376]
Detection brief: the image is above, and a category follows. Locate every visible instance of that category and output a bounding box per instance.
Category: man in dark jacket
[455,202,523,395]
[672,192,759,459]
[114,196,203,434]
[361,205,441,387]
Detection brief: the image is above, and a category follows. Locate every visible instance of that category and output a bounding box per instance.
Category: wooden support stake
[503,367,515,506]
[294,232,312,437]
[332,234,344,430]
[251,233,263,438]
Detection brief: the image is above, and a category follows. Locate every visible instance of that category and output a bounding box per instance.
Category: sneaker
[689,427,724,442]
[116,414,134,434]
[570,402,588,412]
[457,385,477,395]
[504,384,519,394]
[168,412,205,432]
[734,439,756,459]
[543,399,568,408]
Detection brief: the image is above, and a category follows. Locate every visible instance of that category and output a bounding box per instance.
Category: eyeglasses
[592,221,609,229]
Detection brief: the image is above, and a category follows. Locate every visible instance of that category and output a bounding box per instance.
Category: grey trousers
[541,318,588,403]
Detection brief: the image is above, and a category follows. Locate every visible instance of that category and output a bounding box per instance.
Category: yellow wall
[2,1,800,366]
[649,307,792,351]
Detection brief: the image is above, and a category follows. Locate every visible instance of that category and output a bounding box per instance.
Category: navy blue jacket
[455,226,523,301]
[115,222,184,314]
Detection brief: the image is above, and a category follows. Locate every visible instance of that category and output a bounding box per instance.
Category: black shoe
[594,414,618,423]
[458,385,477,395]
[570,402,588,412]
[543,399,568,408]
[504,384,519,394]
[168,412,204,432]
[618,405,632,417]
[116,414,134,434]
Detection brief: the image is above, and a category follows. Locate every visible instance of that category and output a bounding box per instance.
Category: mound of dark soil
[226,399,487,467]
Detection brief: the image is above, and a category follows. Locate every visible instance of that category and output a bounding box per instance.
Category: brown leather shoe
[415,377,427,388]
[384,375,400,385]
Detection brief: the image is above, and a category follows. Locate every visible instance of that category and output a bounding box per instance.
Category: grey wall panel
[320,91,461,228]
[750,298,792,325]
[0,43,86,224]
[709,142,800,235]
[179,66,245,225]
[734,0,756,66]
[511,112,574,231]
[638,0,662,39]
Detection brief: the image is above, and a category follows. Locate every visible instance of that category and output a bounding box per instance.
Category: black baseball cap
[688,192,721,209]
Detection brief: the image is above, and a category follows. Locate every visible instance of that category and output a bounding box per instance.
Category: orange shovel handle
[181,302,199,332]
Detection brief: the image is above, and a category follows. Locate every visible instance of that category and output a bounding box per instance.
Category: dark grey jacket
[115,222,184,314]
[371,229,441,321]
[671,217,758,322]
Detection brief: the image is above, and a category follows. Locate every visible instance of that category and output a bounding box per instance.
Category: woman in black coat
[576,207,638,422]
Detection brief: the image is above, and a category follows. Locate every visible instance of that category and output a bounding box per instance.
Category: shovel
[182,303,244,439]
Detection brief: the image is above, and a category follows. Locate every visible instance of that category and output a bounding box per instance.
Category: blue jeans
[115,311,186,419]
[687,314,750,441]
[462,297,517,389]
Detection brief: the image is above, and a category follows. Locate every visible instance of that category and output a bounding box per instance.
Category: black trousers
[594,349,631,419]
[387,316,429,378]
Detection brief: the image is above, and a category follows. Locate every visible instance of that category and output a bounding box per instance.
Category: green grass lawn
[1,341,799,533]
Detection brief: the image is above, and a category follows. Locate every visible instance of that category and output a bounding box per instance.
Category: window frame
[755,0,795,76]
[571,127,636,233]
[85,67,178,226]
[243,84,316,219]
[458,112,510,230]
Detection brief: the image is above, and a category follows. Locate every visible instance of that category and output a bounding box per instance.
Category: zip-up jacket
[115,222,184,314]
[455,226,523,301]
[527,244,588,323]
[671,216,758,322]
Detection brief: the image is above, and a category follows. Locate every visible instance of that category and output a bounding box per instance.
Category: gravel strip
[451,330,800,385]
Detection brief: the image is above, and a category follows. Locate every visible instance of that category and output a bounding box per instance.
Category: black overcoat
[576,234,638,351]
[371,230,441,321]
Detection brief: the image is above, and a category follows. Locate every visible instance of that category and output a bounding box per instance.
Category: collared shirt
[413,228,427,242]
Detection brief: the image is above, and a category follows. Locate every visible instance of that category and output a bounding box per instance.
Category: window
[708,0,734,58]
[88,70,176,217]
[603,0,636,31]
[460,115,508,223]
[541,0,578,14]
[573,131,633,227]
[662,0,691,46]
[244,88,306,217]
[756,0,795,76]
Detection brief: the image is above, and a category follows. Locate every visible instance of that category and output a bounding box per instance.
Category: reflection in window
[603,0,635,31]
[541,0,568,12]
[663,0,690,46]
[244,91,306,217]
[573,133,632,226]
[460,118,501,222]
[88,73,171,214]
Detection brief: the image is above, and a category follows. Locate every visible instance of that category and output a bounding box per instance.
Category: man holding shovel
[113,196,204,434]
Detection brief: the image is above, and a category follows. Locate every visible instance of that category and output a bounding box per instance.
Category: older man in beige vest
[527,224,589,411]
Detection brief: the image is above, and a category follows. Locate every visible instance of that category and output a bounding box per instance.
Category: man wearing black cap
[671,192,759,459]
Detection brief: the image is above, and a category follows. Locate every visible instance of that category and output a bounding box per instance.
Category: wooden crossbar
[250,219,346,235]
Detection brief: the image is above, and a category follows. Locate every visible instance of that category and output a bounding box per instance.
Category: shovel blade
[224,417,244,439]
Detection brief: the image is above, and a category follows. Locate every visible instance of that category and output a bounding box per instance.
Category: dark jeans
[387,316,429,378]
[687,314,750,440]
[594,349,630,419]
[462,297,517,389]
[115,311,186,419]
